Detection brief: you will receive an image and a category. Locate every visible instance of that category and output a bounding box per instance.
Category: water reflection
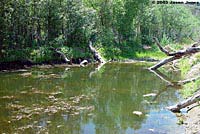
[0,63,184,133]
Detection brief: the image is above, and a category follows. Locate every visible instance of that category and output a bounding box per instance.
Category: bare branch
[153,37,170,56]
[150,38,200,70]
[50,47,70,63]
[178,75,200,85]
[166,91,200,112]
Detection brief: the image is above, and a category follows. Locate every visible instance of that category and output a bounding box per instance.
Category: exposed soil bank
[183,63,200,134]
[184,106,200,134]
[0,58,158,72]
[0,58,92,71]
[0,60,34,71]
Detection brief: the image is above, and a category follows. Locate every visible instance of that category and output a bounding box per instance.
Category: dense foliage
[0,0,200,62]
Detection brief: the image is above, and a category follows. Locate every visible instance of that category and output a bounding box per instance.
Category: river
[0,63,184,133]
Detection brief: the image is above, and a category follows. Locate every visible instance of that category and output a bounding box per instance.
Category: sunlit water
[0,63,184,134]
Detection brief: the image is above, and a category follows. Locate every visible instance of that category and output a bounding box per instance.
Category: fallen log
[54,50,70,63]
[150,38,200,112]
[149,38,200,70]
[50,47,70,63]
[89,41,105,64]
[80,60,88,67]
[149,56,179,70]
[88,40,107,77]
[166,91,200,112]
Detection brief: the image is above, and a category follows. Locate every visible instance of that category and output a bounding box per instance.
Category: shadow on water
[0,63,184,133]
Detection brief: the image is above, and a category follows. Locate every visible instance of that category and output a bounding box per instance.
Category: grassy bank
[0,46,165,65]
[178,53,200,98]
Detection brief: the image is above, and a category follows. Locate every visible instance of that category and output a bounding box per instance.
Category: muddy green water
[0,63,184,134]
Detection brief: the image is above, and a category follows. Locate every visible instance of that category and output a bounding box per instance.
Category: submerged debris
[0,95,16,99]
[19,72,32,77]
[34,73,60,79]
[7,104,25,110]
[2,83,95,133]
[133,111,143,116]
[149,129,155,132]
[5,92,95,133]
[57,125,64,128]
[80,60,88,67]
[65,68,70,71]
[143,93,157,97]
[19,89,63,97]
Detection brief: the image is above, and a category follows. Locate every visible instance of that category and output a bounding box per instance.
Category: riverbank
[0,60,86,72]
[0,58,157,72]
[177,53,200,134]
[0,50,162,72]
[185,105,200,134]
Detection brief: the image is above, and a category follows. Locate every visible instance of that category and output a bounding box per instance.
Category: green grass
[181,80,200,98]
[135,51,167,60]
[96,42,167,61]
[178,56,200,98]
[178,58,191,76]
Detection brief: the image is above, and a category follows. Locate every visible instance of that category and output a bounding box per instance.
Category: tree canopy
[0,0,200,62]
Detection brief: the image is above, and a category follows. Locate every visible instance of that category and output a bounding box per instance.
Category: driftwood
[149,38,200,70]
[79,41,106,67]
[166,76,200,112]
[80,60,88,67]
[50,47,70,63]
[148,38,200,112]
[55,50,70,63]
[166,91,200,112]
[88,40,107,77]
[150,63,200,112]
[89,41,105,64]
[150,64,200,112]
